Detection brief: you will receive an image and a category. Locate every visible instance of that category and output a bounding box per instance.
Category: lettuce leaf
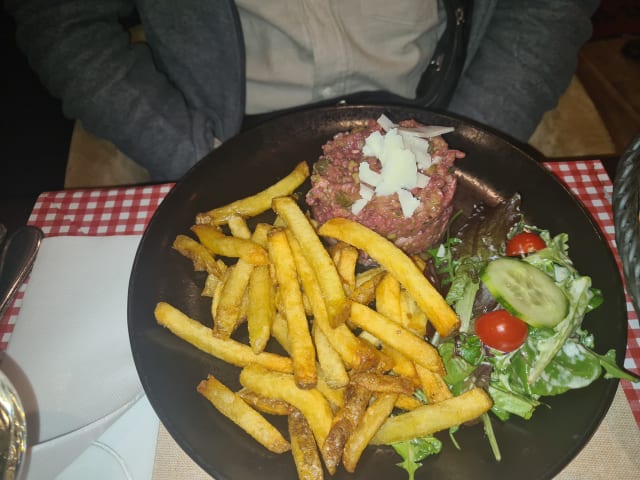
[392,436,442,480]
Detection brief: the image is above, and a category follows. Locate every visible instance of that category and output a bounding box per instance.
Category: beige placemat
[65,120,150,189]
[151,384,639,480]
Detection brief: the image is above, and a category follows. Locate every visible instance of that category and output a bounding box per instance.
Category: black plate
[128,105,626,480]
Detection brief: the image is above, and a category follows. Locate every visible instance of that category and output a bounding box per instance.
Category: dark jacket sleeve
[5,0,245,181]
[447,0,600,142]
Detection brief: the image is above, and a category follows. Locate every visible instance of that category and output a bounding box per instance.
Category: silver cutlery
[0,224,43,479]
[0,369,26,480]
[0,226,43,319]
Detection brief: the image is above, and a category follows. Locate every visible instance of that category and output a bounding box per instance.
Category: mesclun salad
[389,193,640,477]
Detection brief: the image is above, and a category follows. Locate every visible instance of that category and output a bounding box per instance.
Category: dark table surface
[0,156,621,238]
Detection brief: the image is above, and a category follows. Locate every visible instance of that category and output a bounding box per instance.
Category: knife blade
[0,226,43,319]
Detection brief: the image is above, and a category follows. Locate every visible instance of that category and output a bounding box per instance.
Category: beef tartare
[306,115,465,255]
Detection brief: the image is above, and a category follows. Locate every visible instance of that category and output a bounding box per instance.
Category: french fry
[239,364,333,447]
[197,375,290,454]
[354,266,381,284]
[342,393,398,473]
[315,372,345,412]
[302,292,314,317]
[247,223,276,350]
[272,196,349,327]
[331,242,359,293]
[318,218,460,337]
[227,214,252,239]
[395,394,423,411]
[370,388,493,444]
[321,383,372,475]
[375,273,402,324]
[411,255,427,271]
[247,264,274,353]
[271,311,291,354]
[237,388,292,416]
[273,215,287,228]
[172,234,224,278]
[286,229,390,372]
[213,260,254,338]
[350,302,444,375]
[381,345,419,383]
[201,272,222,297]
[192,224,270,265]
[155,302,292,373]
[350,372,414,396]
[358,330,381,348]
[210,268,229,326]
[414,364,453,404]
[289,409,324,480]
[250,222,272,248]
[313,325,349,389]
[400,289,428,337]
[196,161,310,225]
[268,228,317,389]
[349,269,385,305]
[330,244,342,268]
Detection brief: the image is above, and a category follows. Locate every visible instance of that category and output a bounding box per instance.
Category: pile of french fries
[155,161,493,479]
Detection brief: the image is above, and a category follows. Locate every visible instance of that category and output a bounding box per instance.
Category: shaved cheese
[351,198,368,215]
[400,133,432,169]
[354,116,454,218]
[362,130,384,157]
[359,162,381,186]
[416,152,432,170]
[397,125,454,138]
[376,114,396,132]
[378,129,405,167]
[416,173,430,188]
[397,189,420,217]
[399,132,430,153]
[376,147,417,196]
[359,184,375,201]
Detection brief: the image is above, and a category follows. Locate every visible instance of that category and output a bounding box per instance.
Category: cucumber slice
[481,258,568,328]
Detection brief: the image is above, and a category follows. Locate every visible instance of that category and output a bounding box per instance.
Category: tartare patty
[306,118,465,255]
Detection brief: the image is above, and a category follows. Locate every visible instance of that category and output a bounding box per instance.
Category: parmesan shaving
[397,189,420,217]
[353,115,454,218]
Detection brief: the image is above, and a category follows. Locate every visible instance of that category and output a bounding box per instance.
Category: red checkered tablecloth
[1,160,638,426]
[0,183,173,350]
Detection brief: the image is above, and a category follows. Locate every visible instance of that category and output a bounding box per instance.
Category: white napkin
[56,394,159,480]
[24,396,138,480]
[1,235,146,477]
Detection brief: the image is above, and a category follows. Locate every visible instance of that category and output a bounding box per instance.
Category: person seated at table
[6,0,599,182]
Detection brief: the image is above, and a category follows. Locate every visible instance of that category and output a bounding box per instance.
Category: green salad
[392,193,639,478]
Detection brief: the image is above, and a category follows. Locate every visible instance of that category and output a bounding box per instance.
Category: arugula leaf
[586,287,604,312]
[439,337,485,396]
[413,388,428,404]
[392,437,442,480]
[584,348,640,382]
[523,233,576,279]
[487,382,541,420]
[445,257,483,332]
[457,334,485,365]
[481,412,502,461]
[448,425,461,450]
[428,237,462,286]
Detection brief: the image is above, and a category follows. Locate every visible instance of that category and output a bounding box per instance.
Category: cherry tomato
[475,310,528,352]
[506,232,546,256]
